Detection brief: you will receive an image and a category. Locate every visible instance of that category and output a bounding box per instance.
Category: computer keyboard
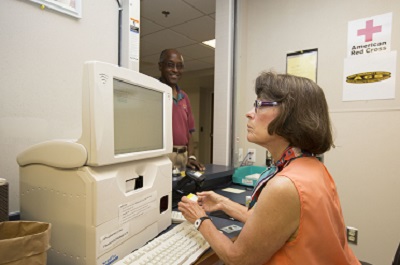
[172,210,186,223]
[115,221,210,265]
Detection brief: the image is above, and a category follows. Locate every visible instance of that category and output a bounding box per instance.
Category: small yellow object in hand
[187,193,198,201]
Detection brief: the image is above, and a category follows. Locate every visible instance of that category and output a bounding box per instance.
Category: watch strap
[195,216,211,230]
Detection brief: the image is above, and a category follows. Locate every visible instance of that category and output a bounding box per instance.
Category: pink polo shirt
[172,87,195,146]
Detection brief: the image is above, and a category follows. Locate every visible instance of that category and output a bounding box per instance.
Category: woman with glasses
[178,72,360,264]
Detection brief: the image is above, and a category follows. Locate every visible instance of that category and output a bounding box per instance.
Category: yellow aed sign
[346,71,391,84]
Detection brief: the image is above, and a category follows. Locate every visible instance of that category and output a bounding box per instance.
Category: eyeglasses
[164,62,184,70]
[253,100,279,113]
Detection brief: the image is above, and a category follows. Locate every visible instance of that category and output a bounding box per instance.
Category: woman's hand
[196,191,226,213]
[178,196,207,223]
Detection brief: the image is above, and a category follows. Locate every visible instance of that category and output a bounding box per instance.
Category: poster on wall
[286,49,318,82]
[343,51,397,101]
[29,0,82,18]
[347,12,392,57]
[343,12,396,101]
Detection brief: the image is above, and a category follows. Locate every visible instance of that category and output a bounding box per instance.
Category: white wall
[234,1,400,264]
[0,0,119,212]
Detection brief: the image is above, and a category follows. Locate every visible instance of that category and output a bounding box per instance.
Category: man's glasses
[253,100,279,113]
[164,62,184,70]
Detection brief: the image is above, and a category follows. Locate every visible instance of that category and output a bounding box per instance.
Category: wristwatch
[194,216,211,230]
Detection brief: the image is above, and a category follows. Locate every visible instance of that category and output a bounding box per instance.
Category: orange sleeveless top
[265,157,360,265]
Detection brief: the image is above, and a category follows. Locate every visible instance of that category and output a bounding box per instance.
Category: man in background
[158,49,205,172]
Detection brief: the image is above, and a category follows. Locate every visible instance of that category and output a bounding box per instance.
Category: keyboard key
[172,210,186,223]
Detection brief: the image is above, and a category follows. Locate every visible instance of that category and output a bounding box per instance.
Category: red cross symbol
[357,19,382,42]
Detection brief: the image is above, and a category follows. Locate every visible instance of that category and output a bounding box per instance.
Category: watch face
[195,216,210,230]
[195,219,201,229]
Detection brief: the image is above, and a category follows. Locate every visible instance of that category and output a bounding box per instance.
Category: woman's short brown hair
[255,72,334,154]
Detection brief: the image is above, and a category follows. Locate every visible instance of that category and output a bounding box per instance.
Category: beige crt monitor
[17,61,173,265]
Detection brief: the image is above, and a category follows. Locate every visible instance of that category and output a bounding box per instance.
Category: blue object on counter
[232,166,267,187]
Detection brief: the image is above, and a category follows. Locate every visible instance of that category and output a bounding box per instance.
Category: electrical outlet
[346,226,358,245]
[238,148,243,162]
[247,148,256,162]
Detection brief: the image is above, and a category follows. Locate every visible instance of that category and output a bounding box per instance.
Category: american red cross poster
[343,13,397,101]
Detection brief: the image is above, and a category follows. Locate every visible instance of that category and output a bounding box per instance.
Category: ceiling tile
[141,29,197,57]
[178,43,214,59]
[141,0,203,28]
[140,17,164,36]
[183,0,216,15]
[170,16,215,42]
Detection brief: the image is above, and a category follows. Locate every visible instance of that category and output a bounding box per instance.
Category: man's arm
[186,133,205,170]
